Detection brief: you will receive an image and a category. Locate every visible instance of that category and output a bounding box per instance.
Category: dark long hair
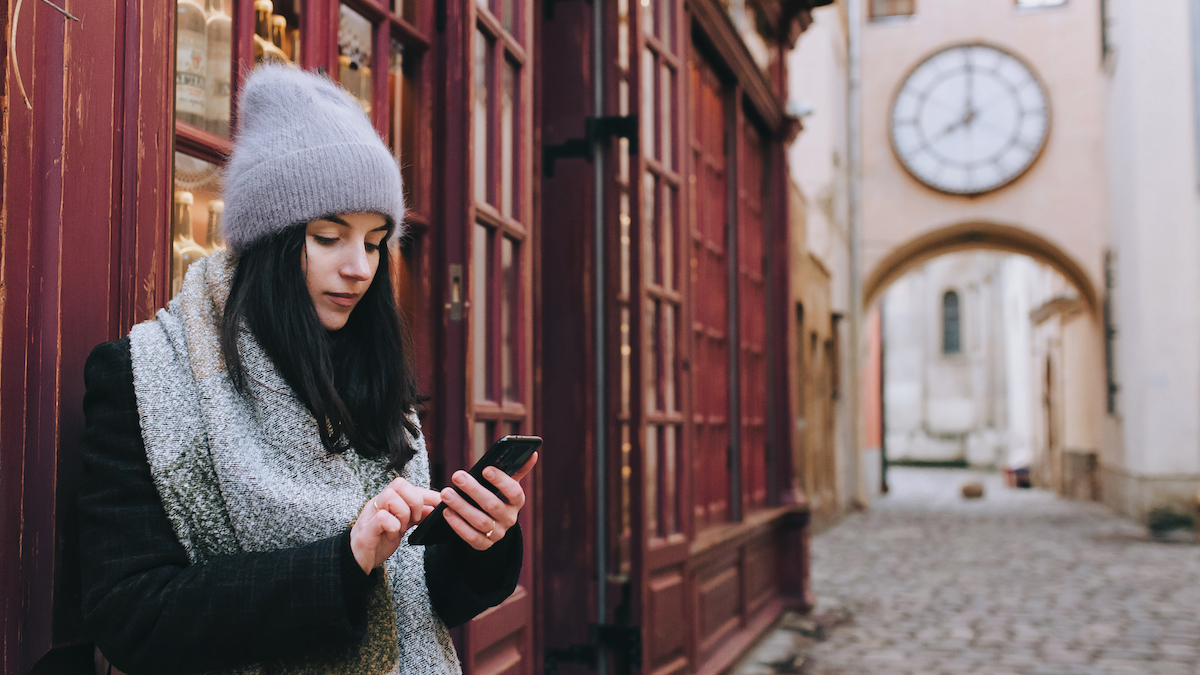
[220,220,424,471]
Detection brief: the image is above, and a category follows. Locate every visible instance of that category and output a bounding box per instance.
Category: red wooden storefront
[1,0,825,672]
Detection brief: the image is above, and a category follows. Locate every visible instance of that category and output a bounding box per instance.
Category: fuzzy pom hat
[220,64,405,252]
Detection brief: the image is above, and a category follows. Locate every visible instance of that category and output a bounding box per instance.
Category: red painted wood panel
[689,51,731,532]
[646,567,688,668]
[695,558,741,655]
[738,119,769,514]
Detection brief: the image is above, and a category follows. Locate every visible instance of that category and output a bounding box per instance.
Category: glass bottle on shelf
[207,199,226,251]
[172,191,208,297]
[175,0,209,128]
[205,0,232,137]
[253,0,289,64]
[288,29,302,64]
[272,15,288,50]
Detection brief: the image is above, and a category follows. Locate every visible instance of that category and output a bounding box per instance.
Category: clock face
[890,44,1050,195]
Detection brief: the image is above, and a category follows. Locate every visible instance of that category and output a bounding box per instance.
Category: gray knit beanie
[220,64,405,253]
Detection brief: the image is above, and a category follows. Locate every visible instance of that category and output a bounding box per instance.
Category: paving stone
[729,467,1200,675]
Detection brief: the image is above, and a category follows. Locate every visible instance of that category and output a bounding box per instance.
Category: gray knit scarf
[128,250,461,675]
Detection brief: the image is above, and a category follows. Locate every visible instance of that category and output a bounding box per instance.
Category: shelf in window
[175,120,232,165]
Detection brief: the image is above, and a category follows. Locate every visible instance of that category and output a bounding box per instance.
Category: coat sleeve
[78,339,380,675]
[424,521,523,628]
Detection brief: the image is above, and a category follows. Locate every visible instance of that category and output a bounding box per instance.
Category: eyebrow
[321,215,389,232]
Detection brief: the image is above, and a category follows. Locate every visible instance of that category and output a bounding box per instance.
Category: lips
[325,292,359,308]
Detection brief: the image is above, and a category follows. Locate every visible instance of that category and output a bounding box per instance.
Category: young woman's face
[301,212,389,331]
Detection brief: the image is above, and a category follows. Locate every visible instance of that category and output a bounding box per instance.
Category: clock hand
[931,108,973,142]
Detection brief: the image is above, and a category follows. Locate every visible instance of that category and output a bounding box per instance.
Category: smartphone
[407,435,542,546]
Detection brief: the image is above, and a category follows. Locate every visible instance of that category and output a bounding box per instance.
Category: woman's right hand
[350,477,442,575]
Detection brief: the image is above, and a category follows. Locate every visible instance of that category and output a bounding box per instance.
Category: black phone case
[406,435,542,546]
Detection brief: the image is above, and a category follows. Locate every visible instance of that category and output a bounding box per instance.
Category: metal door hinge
[543,115,639,177]
[544,623,642,674]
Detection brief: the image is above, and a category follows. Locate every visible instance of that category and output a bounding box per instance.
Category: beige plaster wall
[1105,0,1200,482]
[860,0,1108,300]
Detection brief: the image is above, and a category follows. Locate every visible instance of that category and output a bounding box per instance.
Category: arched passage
[864,222,1099,313]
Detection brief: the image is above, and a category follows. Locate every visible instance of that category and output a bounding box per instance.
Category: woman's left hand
[440,452,538,551]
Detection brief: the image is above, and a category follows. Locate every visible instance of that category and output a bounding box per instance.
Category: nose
[341,245,373,281]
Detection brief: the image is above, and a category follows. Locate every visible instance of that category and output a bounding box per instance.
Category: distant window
[942,291,961,355]
[1016,0,1066,7]
[870,0,915,19]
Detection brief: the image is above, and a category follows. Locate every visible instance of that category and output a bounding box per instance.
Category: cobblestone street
[735,468,1200,675]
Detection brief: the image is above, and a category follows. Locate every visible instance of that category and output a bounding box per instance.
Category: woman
[77,65,533,675]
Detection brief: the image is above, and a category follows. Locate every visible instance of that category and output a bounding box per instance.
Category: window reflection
[474,31,491,205]
[339,5,374,115]
[171,153,225,297]
[473,224,491,401]
[501,237,518,401]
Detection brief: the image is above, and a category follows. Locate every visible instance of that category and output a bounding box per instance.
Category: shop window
[869,0,915,18]
[338,5,374,115]
[943,290,961,355]
[175,0,233,136]
[172,154,226,296]
[252,0,301,66]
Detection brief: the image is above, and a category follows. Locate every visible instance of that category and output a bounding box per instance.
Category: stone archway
[864,221,1099,312]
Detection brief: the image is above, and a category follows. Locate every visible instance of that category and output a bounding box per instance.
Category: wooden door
[737,117,769,515]
[688,50,732,533]
[635,0,691,672]
[460,0,537,672]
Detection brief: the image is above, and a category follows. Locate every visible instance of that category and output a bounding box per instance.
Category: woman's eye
[365,242,381,253]
[312,235,339,246]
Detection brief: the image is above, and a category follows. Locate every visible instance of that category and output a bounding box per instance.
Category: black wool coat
[78,339,522,675]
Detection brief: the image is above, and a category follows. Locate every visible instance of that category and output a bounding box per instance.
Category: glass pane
[175,0,208,129]
[501,60,517,219]
[641,0,656,37]
[620,193,631,296]
[618,423,632,574]
[660,0,673,53]
[645,298,658,412]
[474,421,495,463]
[620,307,632,415]
[388,39,417,210]
[662,185,674,290]
[618,0,630,70]
[252,0,297,66]
[473,224,491,401]
[643,172,656,285]
[203,0,232,136]
[171,153,225,298]
[660,64,673,170]
[664,302,676,411]
[664,425,677,533]
[641,50,656,160]
[338,5,374,115]
[474,31,491,204]
[645,424,658,536]
[501,0,516,34]
[501,237,519,402]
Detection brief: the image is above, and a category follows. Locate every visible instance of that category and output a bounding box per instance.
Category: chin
[319,314,351,331]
